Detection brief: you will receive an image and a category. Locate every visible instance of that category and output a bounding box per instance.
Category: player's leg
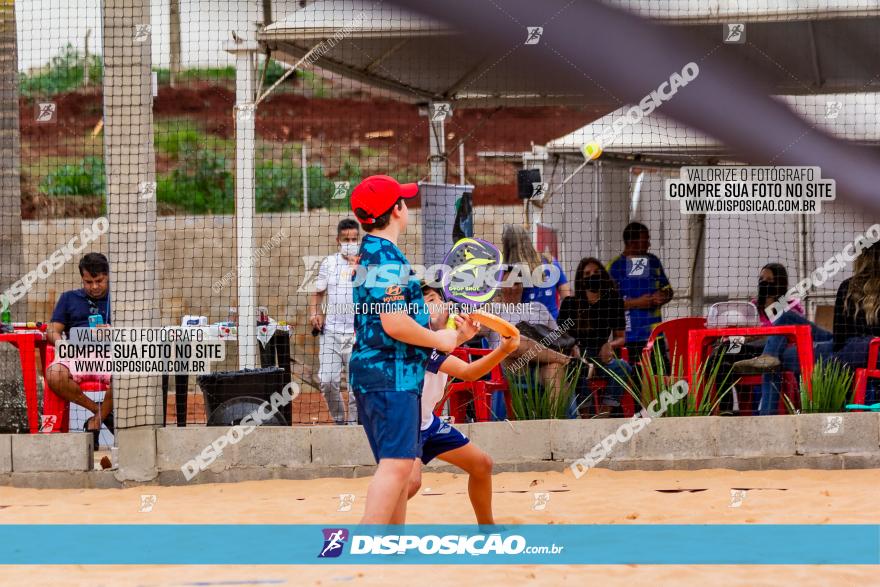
[318,332,346,424]
[407,458,423,499]
[389,480,410,524]
[437,443,494,525]
[361,458,414,524]
[358,391,421,524]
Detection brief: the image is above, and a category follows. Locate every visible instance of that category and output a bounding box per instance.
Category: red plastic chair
[852,337,880,406]
[435,347,513,423]
[734,372,798,415]
[588,347,635,417]
[641,317,707,377]
[39,344,110,433]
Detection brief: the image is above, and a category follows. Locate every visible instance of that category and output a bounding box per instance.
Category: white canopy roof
[608,0,879,23]
[546,92,880,157]
[259,0,880,107]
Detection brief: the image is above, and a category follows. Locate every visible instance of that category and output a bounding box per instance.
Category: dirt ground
[0,468,877,586]
[19,83,602,216]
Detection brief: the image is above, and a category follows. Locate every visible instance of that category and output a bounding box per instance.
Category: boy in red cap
[349,175,477,524]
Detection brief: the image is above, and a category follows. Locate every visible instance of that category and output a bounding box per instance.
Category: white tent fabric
[539,92,880,315]
[609,0,880,23]
[546,92,880,156]
[259,1,880,107]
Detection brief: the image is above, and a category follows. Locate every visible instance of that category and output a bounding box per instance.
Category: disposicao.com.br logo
[317,528,563,558]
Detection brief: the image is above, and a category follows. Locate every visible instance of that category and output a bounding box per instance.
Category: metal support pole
[523,146,548,242]
[427,102,447,183]
[301,142,309,213]
[458,142,465,185]
[226,24,260,369]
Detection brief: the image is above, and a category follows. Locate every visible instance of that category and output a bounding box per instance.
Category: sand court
[0,468,877,585]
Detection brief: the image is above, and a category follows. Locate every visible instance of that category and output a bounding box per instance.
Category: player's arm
[438,332,520,381]
[380,312,468,353]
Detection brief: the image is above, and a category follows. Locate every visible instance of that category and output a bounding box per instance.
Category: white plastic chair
[707,301,760,328]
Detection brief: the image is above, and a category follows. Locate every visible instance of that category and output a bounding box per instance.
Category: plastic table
[687,325,814,400]
[0,327,49,433]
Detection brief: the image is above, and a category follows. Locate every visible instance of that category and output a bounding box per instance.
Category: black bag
[515,321,577,355]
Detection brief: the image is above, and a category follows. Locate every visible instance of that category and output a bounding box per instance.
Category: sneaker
[731,354,781,374]
[84,413,114,450]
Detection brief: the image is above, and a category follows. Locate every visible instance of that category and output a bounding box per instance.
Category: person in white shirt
[406,281,518,525]
[309,219,360,425]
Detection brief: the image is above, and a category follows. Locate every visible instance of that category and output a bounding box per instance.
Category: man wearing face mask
[310,219,360,425]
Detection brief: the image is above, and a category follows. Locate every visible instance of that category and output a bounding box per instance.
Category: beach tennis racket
[441,237,503,306]
[845,403,880,411]
[471,309,519,338]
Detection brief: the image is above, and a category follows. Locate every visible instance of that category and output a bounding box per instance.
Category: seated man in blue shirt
[608,223,674,360]
[45,253,113,438]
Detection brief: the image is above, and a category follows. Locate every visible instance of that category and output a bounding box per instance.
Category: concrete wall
[17,205,521,377]
[20,206,521,325]
[1,412,877,488]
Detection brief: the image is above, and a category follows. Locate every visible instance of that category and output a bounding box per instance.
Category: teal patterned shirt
[349,234,431,394]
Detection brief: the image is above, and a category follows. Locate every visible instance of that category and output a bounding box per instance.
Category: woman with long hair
[735,262,826,414]
[559,257,632,417]
[837,241,880,363]
[754,263,804,324]
[737,243,880,411]
[501,225,571,319]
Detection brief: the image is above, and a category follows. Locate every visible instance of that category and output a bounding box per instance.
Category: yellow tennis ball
[583,142,603,160]
[446,315,457,330]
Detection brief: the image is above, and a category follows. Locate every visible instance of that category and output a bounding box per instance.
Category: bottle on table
[227,306,238,327]
[1,306,11,333]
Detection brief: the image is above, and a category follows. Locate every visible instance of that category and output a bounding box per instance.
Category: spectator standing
[309,219,360,425]
[608,222,673,359]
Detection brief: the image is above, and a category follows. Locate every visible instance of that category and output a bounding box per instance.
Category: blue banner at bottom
[1,525,878,565]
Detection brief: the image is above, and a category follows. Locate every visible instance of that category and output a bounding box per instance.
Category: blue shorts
[419,415,470,464]
[355,391,422,461]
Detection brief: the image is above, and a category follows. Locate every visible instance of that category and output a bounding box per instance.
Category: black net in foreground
[1,0,879,451]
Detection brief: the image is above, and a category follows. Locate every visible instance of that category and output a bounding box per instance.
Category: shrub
[20,44,102,98]
[155,122,205,157]
[784,357,854,414]
[157,145,233,214]
[599,349,734,417]
[255,156,362,213]
[39,156,105,196]
[506,361,581,420]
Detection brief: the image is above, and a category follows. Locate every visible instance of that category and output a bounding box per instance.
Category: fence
[1,1,879,442]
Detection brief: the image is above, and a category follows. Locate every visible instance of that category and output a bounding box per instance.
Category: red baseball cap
[350,175,418,224]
